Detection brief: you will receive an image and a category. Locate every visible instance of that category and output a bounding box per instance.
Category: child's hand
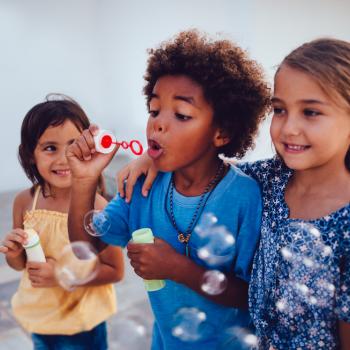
[127,238,181,280]
[0,229,27,259]
[66,125,119,182]
[117,153,158,203]
[27,258,58,288]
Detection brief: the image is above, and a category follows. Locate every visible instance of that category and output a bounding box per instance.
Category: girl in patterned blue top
[117,38,350,349]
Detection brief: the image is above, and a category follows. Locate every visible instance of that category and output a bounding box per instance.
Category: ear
[213,129,230,148]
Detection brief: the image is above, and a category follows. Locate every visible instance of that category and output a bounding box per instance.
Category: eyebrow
[39,139,76,147]
[150,93,197,106]
[271,97,330,106]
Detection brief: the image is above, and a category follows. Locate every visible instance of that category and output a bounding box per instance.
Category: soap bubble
[220,327,259,349]
[109,317,149,350]
[171,307,209,342]
[84,209,111,237]
[55,241,98,291]
[201,270,227,295]
[196,225,235,267]
[194,212,218,237]
[275,221,335,328]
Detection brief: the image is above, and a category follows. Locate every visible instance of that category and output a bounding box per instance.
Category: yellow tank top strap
[31,186,41,211]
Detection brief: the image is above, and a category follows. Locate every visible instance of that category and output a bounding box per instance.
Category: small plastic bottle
[132,228,165,292]
[22,228,46,263]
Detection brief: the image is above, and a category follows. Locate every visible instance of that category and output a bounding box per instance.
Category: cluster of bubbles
[171,213,246,346]
[54,210,112,291]
[55,241,98,291]
[171,307,209,342]
[276,222,335,317]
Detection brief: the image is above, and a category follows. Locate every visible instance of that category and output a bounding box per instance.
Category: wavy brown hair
[18,94,105,197]
[143,29,271,158]
[279,38,350,170]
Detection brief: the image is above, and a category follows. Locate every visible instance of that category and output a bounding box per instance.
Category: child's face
[146,75,221,172]
[33,120,81,190]
[270,64,350,171]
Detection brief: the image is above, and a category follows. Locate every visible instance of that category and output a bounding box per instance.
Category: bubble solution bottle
[22,228,46,262]
[131,228,165,292]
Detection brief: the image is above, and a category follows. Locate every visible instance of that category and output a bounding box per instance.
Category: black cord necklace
[165,162,225,256]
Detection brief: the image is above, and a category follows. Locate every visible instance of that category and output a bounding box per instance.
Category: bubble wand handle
[93,129,143,155]
[131,228,166,292]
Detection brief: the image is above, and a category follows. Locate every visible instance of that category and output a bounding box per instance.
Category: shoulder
[228,166,261,196]
[13,188,33,212]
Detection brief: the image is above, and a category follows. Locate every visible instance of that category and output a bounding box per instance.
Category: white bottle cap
[22,228,39,248]
[94,129,117,154]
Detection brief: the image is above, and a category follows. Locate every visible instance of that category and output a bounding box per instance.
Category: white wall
[1,0,349,192]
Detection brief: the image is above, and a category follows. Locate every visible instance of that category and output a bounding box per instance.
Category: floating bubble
[171,307,208,342]
[55,241,98,291]
[84,209,111,237]
[196,225,235,267]
[201,270,227,295]
[194,212,218,237]
[220,327,259,349]
[109,317,149,350]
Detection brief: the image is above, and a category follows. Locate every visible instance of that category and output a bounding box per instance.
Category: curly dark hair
[143,30,271,158]
[18,94,105,196]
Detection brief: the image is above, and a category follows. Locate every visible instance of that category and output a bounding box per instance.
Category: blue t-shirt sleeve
[100,193,131,247]
[337,249,350,322]
[233,182,262,282]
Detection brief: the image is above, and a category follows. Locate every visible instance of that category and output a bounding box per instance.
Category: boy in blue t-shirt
[67,30,270,349]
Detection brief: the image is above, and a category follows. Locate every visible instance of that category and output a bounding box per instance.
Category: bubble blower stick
[131,228,166,292]
[93,129,143,155]
[22,228,46,263]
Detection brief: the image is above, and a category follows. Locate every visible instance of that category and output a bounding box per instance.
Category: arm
[127,238,248,308]
[340,321,350,350]
[82,193,124,285]
[66,125,119,252]
[0,192,28,270]
[117,152,158,202]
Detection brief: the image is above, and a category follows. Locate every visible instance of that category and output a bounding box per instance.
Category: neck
[290,161,350,195]
[43,184,71,200]
[173,158,224,196]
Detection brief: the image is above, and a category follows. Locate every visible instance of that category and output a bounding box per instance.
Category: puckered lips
[147,139,163,160]
[52,169,71,177]
[283,142,311,154]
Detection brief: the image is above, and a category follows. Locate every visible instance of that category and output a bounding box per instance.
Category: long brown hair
[18,94,106,197]
[278,38,350,170]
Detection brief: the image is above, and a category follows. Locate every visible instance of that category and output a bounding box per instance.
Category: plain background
[1,0,350,192]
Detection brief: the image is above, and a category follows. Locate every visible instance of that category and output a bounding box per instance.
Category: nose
[57,148,68,164]
[281,114,301,137]
[151,113,167,133]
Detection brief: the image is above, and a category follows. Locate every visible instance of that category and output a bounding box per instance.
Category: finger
[127,250,141,261]
[76,130,94,161]
[141,166,158,197]
[0,246,8,254]
[124,170,139,204]
[126,242,144,253]
[26,262,42,270]
[3,240,21,252]
[116,167,130,198]
[82,128,96,154]
[89,124,100,136]
[8,231,27,245]
[67,141,85,162]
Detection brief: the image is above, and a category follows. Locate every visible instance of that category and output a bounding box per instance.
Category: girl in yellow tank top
[0,95,124,350]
